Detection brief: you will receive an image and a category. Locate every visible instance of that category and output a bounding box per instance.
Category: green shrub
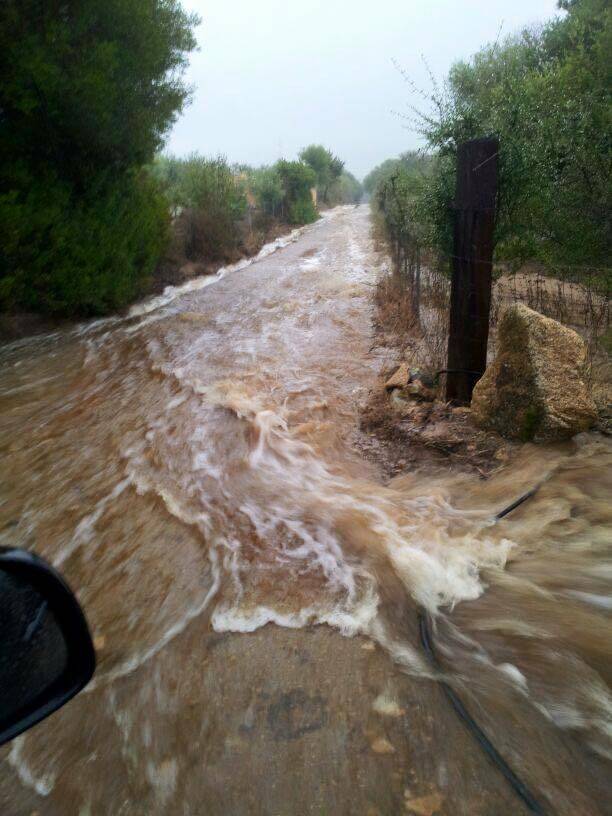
[364,153,431,198]
[288,199,318,225]
[151,154,248,262]
[414,0,612,273]
[250,167,284,217]
[0,173,169,316]
[299,145,344,204]
[0,0,197,316]
[276,160,318,224]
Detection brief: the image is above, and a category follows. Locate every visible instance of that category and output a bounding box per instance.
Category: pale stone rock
[385,363,410,390]
[471,303,597,440]
[404,792,444,815]
[370,737,396,754]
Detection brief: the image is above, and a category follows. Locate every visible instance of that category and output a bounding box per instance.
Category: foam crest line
[190,384,515,619]
[127,225,309,320]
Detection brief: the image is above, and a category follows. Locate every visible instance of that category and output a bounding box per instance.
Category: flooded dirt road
[0,205,610,815]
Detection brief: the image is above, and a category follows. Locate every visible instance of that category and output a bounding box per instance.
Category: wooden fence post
[445,137,499,404]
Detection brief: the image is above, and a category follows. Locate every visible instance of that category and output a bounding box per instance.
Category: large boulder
[471,303,597,441]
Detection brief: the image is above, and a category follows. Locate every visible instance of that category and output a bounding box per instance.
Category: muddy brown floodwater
[0,205,610,815]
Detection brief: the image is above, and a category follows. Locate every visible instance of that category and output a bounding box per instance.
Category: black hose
[495,485,542,520]
[418,612,547,814]
[416,484,550,815]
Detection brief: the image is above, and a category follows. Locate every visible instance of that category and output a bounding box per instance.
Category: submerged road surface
[1,205,610,815]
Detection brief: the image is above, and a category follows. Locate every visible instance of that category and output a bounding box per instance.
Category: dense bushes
[148,148,359,277]
[368,0,611,298]
[0,172,169,315]
[250,167,285,219]
[275,160,318,224]
[150,154,320,266]
[0,0,197,316]
[363,153,430,199]
[409,0,611,279]
[152,155,248,261]
[0,0,359,319]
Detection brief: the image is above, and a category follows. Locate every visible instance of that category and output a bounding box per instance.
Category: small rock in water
[385,363,410,390]
[372,693,404,718]
[409,368,435,389]
[404,792,444,815]
[370,737,396,754]
[391,389,411,411]
[405,380,436,402]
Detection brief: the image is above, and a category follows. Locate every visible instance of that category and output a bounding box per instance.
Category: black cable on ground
[417,485,550,815]
[495,485,542,520]
[418,612,547,815]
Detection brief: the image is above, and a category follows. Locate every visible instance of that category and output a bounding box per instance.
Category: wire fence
[374,240,611,397]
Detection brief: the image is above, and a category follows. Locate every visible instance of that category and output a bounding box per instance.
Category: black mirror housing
[0,548,96,746]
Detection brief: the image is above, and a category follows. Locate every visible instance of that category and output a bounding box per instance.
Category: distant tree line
[299,144,361,206]
[150,146,362,273]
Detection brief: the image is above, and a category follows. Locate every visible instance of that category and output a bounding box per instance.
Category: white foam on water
[126,225,308,320]
[88,544,222,690]
[565,590,612,610]
[7,737,56,797]
[53,478,132,567]
[212,584,379,638]
[177,383,515,638]
[300,254,322,271]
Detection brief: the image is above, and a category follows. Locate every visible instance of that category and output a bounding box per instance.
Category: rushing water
[0,206,610,814]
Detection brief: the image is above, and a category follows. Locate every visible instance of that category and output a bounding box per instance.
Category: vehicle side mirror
[0,548,95,746]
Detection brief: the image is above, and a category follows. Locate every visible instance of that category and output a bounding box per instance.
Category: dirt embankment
[356,274,516,482]
[357,373,517,482]
[0,219,297,345]
[149,218,295,297]
[357,247,611,481]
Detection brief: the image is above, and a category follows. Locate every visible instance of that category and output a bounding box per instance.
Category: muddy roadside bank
[0,219,298,345]
[356,247,611,482]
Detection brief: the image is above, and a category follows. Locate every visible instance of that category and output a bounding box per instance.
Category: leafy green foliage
[375,167,428,252]
[328,172,363,205]
[415,0,611,276]
[151,154,249,262]
[363,152,431,197]
[0,0,198,185]
[156,154,245,216]
[250,167,285,217]
[367,152,436,259]
[0,172,169,316]
[0,0,198,315]
[276,160,318,224]
[299,145,344,204]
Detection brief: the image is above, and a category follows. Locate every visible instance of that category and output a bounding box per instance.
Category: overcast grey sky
[167,0,561,179]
